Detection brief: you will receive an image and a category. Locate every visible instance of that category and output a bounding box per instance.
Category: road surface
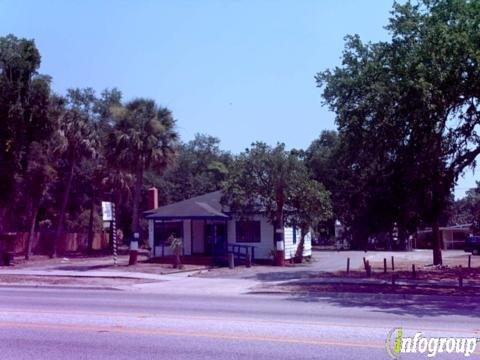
[0,287,478,359]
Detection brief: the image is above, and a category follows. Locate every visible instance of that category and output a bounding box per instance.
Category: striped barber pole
[112,202,118,266]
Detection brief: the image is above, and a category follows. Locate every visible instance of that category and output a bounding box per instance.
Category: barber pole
[112,202,118,266]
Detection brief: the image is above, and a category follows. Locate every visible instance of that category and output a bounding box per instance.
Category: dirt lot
[349,252,480,283]
[195,250,480,296]
[196,250,480,280]
[8,254,206,275]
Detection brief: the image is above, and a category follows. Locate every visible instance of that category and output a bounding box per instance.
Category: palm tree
[108,99,178,239]
[99,168,134,251]
[24,140,57,259]
[52,106,98,257]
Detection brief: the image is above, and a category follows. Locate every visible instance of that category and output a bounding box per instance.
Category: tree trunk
[26,201,40,260]
[131,166,143,234]
[294,227,307,263]
[274,204,284,245]
[87,198,95,254]
[430,137,444,266]
[128,166,143,266]
[0,206,7,233]
[273,196,285,266]
[53,161,75,258]
[432,219,443,265]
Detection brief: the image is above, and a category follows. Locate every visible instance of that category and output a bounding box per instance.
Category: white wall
[284,226,312,260]
[303,231,312,257]
[227,215,274,259]
[284,227,296,260]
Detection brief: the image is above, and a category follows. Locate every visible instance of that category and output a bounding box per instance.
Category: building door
[205,223,227,256]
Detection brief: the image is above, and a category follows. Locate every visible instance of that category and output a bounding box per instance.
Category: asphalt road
[0,287,478,359]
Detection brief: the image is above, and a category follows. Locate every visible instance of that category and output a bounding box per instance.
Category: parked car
[465,235,480,255]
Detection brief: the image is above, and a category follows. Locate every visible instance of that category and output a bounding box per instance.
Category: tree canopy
[222,142,332,254]
[0,35,183,254]
[151,134,233,204]
[316,0,480,264]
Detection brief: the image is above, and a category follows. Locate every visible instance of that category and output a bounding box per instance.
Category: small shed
[416,224,471,250]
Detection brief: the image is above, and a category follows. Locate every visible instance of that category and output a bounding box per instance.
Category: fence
[0,231,110,256]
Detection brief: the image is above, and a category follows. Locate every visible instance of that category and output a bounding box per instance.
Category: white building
[143,191,311,262]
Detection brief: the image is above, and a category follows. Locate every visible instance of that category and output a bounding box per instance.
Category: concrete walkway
[0,267,260,296]
[123,275,261,296]
[0,268,168,281]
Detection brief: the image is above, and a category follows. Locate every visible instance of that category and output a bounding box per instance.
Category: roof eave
[146,215,231,221]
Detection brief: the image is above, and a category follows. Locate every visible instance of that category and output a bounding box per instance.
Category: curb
[0,268,207,280]
[0,284,121,291]
[0,273,162,281]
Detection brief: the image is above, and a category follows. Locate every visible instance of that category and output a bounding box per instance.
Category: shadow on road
[286,291,480,318]
[51,264,112,272]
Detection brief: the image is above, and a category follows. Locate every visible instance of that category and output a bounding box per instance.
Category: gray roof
[144,191,230,220]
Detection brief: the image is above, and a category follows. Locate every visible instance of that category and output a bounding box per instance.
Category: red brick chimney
[147,187,158,210]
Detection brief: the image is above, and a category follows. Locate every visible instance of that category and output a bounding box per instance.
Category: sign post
[102,200,117,266]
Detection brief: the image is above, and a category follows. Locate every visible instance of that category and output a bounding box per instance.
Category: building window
[236,221,261,243]
[154,221,183,246]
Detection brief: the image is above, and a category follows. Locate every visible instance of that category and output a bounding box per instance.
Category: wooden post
[363,257,366,268]
[391,256,395,271]
[346,257,350,274]
[246,251,252,268]
[459,265,463,288]
[383,258,387,273]
[228,253,235,269]
[468,255,471,269]
[412,264,416,279]
[365,260,371,277]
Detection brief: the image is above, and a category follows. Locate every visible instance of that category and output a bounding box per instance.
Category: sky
[0,0,476,197]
